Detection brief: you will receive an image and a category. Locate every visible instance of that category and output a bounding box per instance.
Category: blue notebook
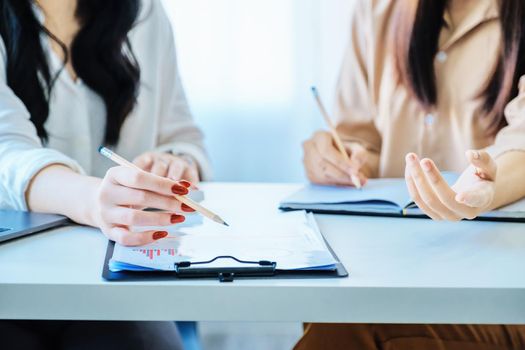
[280,176,525,222]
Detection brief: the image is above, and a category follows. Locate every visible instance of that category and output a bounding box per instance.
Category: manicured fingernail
[470,150,480,159]
[181,203,196,212]
[171,214,185,224]
[179,180,192,188]
[421,160,432,172]
[172,184,189,195]
[153,231,168,240]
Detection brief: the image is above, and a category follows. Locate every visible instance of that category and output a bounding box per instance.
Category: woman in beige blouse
[300,0,525,349]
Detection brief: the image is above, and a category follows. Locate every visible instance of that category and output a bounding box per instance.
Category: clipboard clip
[174,256,277,282]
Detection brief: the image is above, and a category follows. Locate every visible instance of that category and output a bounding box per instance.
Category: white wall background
[162,0,354,182]
[160,2,355,348]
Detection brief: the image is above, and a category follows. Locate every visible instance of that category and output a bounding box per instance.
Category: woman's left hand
[133,152,200,185]
[404,150,497,221]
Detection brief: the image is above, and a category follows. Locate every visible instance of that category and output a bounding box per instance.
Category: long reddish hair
[391,0,525,135]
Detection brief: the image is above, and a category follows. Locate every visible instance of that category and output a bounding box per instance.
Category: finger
[102,185,184,212]
[353,171,368,187]
[303,139,328,184]
[304,139,350,185]
[105,226,169,247]
[404,165,443,220]
[313,132,355,174]
[466,150,497,181]
[181,203,196,213]
[306,142,355,186]
[178,180,191,188]
[133,154,154,172]
[107,166,189,197]
[347,143,368,171]
[167,159,186,181]
[177,155,200,184]
[420,158,477,218]
[303,139,322,183]
[102,207,185,227]
[407,154,460,220]
[177,180,199,191]
[322,159,358,186]
[181,164,200,184]
[150,159,170,178]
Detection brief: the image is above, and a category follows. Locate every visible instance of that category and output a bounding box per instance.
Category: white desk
[0,183,524,323]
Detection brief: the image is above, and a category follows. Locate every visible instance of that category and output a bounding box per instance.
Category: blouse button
[424,113,435,126]
[436,51,448,63]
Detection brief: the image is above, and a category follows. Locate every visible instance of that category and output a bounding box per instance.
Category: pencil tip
[223,222,230,227]
[98,146,104,153]
[311,86,318,96]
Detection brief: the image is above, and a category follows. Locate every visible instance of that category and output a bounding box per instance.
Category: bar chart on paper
[135,248,176,260]
[108,236,187,271]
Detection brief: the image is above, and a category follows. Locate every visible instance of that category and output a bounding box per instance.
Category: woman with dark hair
[0,0,209,348]
[300,0,525,349]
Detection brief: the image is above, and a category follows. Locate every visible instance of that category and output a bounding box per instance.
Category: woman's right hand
[303,131,369,187]
[90,166,194,246]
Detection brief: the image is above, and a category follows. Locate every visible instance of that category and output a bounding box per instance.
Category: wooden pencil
[311,86,362,189]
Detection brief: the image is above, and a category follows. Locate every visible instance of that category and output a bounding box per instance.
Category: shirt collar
[441,0,499,51]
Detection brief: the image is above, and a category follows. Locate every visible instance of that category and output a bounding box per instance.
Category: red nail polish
[153,231,168,240]
[179,180,192,188]
[172,184,189,195]
[181,203,195,212]
[170,214,186,224]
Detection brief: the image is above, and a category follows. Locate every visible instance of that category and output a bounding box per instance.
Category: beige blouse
[335,0,525,178]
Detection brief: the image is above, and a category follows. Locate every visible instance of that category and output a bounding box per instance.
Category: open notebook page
[281,173,460,214]
[282,179,410,212]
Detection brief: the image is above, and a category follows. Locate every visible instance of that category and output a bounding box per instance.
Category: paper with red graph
[109,211,337,272]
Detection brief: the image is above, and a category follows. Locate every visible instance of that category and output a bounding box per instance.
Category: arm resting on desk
[26,163,188,246]
[27,165,101,226]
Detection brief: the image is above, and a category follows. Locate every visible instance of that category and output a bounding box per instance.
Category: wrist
[78,176,103,227]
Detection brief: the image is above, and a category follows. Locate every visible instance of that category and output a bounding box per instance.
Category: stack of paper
[109,211,338,272]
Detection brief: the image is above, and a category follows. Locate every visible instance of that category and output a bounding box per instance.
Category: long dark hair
[391,0,525,135]
[0,0,141,145]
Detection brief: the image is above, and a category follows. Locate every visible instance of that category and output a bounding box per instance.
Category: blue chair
[176,321,202,350]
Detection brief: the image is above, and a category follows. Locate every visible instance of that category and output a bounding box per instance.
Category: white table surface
[0,183,524,323]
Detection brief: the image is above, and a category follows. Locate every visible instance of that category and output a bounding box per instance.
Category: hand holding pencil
[99,147,228,226]
[88,147,228,247]
[302,87,368,188]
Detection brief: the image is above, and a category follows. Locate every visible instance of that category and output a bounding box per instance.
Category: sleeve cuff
[484,139,525,160]
[1,148,85,210]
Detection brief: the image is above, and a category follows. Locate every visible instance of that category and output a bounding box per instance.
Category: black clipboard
[102,235,348,282]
